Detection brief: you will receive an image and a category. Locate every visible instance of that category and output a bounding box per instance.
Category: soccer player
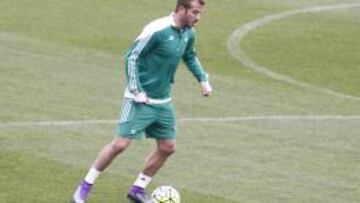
[72,0,212,202]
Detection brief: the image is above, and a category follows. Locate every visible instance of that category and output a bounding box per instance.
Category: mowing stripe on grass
[227,3,360,101]
[0,31,116,69]
[1,115,359,128]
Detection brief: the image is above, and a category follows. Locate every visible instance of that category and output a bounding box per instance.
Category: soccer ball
[151,185,180,203]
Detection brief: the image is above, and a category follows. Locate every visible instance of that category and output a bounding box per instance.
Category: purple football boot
[72,180,92,203]
[127,185,152,203]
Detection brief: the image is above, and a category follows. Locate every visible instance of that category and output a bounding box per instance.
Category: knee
[158,142,176,156]
[110,138,130,154]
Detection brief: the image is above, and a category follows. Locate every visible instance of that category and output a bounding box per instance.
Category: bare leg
[73,137,132,202]
[92,137,132,171]
[142,139,176,176]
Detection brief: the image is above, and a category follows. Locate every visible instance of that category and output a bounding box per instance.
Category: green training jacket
[124,13,208,99]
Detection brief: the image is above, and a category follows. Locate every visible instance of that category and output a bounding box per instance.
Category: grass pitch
[1,0,359,202]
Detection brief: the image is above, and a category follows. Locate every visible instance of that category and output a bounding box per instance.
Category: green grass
[1,150,234,203]
[242,8,360,96]
[1,0,360,202]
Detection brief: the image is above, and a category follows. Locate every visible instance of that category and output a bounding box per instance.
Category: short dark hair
[175,0,205,11]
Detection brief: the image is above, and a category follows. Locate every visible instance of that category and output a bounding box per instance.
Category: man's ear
[177,5,187,13]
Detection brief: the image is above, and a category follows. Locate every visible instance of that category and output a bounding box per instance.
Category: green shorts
[116,99,176,140]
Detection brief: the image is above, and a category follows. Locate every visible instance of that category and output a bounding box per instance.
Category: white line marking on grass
[1,115,359,128]
[227,3,360,101]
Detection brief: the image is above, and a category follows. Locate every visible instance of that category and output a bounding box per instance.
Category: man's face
[180,1,203,28]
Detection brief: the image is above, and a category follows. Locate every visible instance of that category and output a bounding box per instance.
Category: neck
[173,12,183,29]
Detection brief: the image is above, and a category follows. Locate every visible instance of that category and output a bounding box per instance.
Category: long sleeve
[182,33,208,82]
[125,33,158,94]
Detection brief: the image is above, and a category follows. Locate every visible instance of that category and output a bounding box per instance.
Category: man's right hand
[133,92,149,104]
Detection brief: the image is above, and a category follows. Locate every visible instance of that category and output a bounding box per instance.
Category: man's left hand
[201,81,212,97]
